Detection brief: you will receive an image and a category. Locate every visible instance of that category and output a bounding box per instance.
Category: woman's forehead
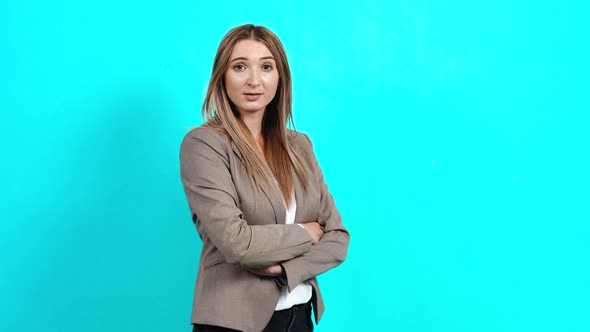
[230,39,274,60]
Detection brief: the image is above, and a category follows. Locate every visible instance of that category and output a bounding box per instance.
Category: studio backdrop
[1,1,588,331]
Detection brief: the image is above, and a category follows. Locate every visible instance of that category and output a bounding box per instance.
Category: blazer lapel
[231,141,286,225]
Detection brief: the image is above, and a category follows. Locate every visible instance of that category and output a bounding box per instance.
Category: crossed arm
[180,128,349,286]
[252,133,350,290]
[248,222,323,276]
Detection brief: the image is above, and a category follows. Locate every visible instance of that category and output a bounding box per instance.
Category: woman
[180,24,350,332]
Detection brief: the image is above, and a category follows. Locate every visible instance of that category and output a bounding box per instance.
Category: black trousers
[192,301,314,332]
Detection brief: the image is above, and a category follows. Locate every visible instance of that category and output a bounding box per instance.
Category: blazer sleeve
[180,128,313,269]
[280,133,350,292]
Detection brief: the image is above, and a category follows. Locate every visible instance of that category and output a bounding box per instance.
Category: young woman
[180,24,350,332]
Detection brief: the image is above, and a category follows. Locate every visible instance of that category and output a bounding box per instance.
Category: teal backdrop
[2,1,588,331]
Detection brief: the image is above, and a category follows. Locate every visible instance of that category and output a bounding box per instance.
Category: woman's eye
[262,64,273,70]
[234,64,246,70]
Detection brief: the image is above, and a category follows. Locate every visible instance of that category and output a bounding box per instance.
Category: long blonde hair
[202,24,312,207]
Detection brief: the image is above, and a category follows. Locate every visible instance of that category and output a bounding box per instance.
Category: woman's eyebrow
[230,56,275,62]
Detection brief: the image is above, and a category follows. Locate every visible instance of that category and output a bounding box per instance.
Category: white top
[274,193,313,310]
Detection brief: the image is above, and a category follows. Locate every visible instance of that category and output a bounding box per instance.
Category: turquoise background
[2,0,589,331]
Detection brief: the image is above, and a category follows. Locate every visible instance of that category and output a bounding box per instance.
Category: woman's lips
[244,93,262,101]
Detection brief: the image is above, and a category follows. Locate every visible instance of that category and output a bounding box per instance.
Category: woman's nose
[247,70,260,87]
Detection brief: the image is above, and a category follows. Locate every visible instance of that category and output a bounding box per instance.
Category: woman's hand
[301,222,324,245]
[248,264,284,277]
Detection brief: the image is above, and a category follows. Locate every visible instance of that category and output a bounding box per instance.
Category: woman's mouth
[244,93,262,101]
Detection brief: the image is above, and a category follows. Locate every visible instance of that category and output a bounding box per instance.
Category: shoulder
[287,129,314,151]
[180,125,231,158]
[287,129,321,171]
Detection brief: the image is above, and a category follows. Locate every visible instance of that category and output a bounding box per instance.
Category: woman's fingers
[302,222,323,244]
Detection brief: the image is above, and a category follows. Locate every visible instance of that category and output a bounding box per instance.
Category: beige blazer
[180,126,350,332]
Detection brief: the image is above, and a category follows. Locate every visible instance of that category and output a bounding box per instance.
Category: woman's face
[224,39,279,116]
